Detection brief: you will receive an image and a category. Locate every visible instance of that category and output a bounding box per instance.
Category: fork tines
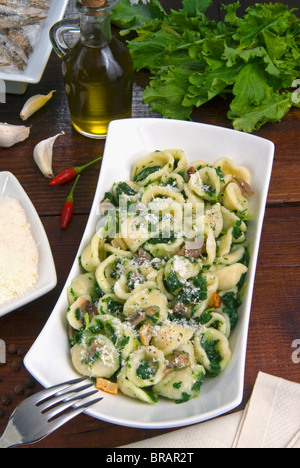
[0,377,103,448]
[36,378,102,422]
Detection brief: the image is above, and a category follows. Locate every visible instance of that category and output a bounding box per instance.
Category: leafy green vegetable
[175,391,191,404]
[137,360,155,380]
[146,231,177,244]
[232,219,243,239]
[115,182,137,202]
[200,335,222,377]
[177,272,207,304]
[166,270,184,293]
[111,0,300,133]
[134,165,161,182]
[221,288,245,329]
[111,0,166,35]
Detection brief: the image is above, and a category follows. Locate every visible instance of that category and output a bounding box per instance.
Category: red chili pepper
[61,175,80,230]
[50,156,102,186]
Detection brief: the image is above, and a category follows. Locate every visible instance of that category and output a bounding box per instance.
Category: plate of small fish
[0,0,68,94]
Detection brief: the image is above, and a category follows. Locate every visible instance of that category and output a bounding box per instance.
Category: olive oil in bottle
[50,0,134,139]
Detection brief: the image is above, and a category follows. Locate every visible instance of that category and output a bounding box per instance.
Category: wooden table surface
[0,0,299,449]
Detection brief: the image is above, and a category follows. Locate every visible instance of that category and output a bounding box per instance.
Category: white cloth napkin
[121,372,300,449]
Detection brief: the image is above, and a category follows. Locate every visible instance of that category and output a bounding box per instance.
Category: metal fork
[0,377,103,448]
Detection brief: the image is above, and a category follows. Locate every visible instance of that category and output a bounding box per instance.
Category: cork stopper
[81,0,106,7]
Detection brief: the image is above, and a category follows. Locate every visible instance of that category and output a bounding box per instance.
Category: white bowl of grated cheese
[0,172,57,318]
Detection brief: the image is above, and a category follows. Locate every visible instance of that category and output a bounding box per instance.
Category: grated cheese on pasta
[66,150,253,404]
[0,196,39,305]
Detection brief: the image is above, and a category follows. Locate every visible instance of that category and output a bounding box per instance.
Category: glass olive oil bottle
[50,0,134,139]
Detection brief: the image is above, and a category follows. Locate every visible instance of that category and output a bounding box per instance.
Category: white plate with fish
[0,0,68,94]
[0,171,57,318]
[24,119,274,429]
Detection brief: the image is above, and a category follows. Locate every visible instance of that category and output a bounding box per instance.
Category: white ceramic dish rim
[0,0,69,84]
[24,118,275,429]
[0,172,57,318]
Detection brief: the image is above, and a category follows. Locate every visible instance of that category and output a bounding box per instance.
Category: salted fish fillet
[0,0,49,71]
[0,6,48,29]
[0,15,45,30]
[6,27,33,58]
[0,49,11,67]
[0,0,49,10]
[0,32,28,70]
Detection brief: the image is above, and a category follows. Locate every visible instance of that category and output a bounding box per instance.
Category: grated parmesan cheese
[0,196,39,306]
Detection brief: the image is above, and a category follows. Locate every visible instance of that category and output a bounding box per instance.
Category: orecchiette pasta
[71,333,120,378]
[194,327,232,376]
[126,345,166,387]
[153,364,206,402]
[66,150,253,405]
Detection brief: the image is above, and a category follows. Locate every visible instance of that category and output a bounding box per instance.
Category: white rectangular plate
[0,0,69,92]
[0,172,57,318]
[24,119,274,429]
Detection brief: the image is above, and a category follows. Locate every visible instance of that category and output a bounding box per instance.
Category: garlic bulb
[0,122,30,148]
[20,90,56,121]
[33,132,64,178]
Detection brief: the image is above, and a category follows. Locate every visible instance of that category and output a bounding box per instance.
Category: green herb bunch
[111,0,300,133]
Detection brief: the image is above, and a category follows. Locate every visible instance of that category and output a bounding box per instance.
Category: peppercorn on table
[0,0,299,449]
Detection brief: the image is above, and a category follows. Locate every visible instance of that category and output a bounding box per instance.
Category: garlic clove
[0,122,30,148]
[20,90,56,121]
[33,131,64,179]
